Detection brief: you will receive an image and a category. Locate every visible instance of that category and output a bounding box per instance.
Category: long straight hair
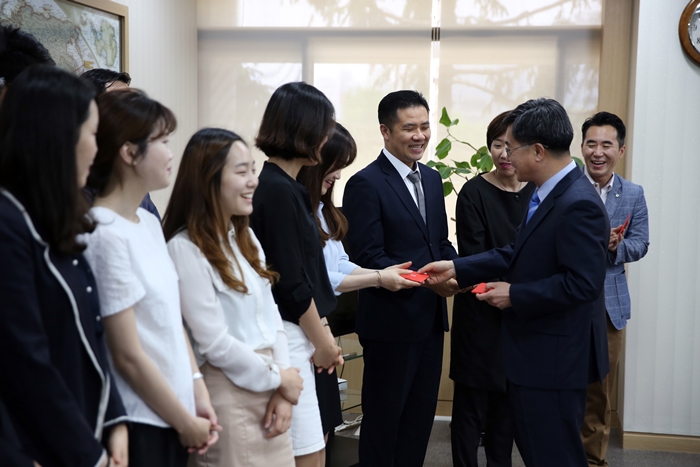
[0,65,95,253]
[163,128,278,292]
[297,123,357,245]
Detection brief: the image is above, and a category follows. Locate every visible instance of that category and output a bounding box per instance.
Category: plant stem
[447,128,480,152]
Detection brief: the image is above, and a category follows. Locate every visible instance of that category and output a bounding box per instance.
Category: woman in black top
[0,66,127,467]
[251,82,341,467]
[451,111,536,467]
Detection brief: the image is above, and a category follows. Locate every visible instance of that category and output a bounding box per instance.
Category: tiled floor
[423,422,700,467]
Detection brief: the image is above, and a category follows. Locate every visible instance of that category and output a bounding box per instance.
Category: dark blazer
[453,168,610,390]
[0,190,126,467]
[343,151,458,342]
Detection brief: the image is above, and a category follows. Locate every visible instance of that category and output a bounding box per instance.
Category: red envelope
[618,214,631,236]
[401,272,430,283]
[471,282,489,294]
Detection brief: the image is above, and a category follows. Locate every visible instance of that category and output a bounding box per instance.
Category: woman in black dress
[250,82,341,467]
[450,111,536,467]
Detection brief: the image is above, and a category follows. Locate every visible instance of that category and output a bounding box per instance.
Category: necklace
[493,171,524,192]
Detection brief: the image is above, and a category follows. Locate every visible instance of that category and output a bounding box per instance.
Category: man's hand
[417,260,456,285]
[608,227,622,252]
[424,278,461,297]
[475,282,512,309]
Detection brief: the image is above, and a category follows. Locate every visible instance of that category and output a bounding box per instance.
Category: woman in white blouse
[83,90,219,467]
[296,123,418,455]
[163,128,302,467]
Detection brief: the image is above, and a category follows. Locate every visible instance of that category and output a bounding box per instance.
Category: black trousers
[451,382,514,467]
[129,422,189,467]
[358,326,444,467]
[508,382,587,467]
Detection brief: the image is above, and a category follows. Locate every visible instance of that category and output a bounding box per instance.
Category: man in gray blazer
[579,111,649,467]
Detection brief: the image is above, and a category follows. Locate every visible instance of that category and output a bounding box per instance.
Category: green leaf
[452,118,459,126]
[573,156,584,168]
[432,161,448,170]
[470,152,480,166]
[478,146,490,157]
[439,107,452,127]
[455,167,470,175]
[438,166,453,179]
[442,181,454,197]
[454,160,471,169]
[435,138,452,160]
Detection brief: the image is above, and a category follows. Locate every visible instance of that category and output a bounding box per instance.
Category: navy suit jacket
[0,191,125,467]
[453,168,610,390]
[343,152,458,342]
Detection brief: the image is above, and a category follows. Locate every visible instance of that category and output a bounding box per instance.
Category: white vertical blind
[113,0,198,212]
[624,0,700,437]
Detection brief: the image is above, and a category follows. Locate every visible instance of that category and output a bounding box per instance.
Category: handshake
[416,261,512,309]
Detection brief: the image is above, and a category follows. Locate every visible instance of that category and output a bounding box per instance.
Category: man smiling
[580,112,649,467]
[342,90,459,467]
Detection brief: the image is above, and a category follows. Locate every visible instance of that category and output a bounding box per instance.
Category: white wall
[624,0,700,436]
[112,0,198,213]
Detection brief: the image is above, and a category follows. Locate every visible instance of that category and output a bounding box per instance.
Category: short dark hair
[0,65,95,253]
[581,111,626,148]
[88,89,176,194]
[503,98,573,156]
[297,122,357,245]
[80,68,132,95]
[0,26,55,86]
[255,82,335,163]
[378,90,429,129]
[486,110,511,149]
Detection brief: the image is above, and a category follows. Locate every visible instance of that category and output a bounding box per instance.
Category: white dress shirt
[584,167,615,204]
[383,148,422,208]
[318,203,359,295]
[167,227,290,393]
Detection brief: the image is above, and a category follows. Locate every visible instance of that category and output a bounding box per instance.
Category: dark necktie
[406,171,426,223]
[526,190,540,224]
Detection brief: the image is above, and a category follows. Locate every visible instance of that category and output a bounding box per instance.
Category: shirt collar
[583,166,615,192]
[383,148,421,180]
[537,160,577,202]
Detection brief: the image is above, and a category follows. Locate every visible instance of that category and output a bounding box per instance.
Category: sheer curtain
[198,0,601,210]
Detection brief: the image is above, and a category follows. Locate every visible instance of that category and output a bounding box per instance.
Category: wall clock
[680,0,700,65]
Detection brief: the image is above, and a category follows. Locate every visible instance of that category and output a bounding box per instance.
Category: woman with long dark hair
[0,66,127,467]
[250,82,342,467]
[297,123,417,455]
[82,90,220,467]
[163,128,302,466]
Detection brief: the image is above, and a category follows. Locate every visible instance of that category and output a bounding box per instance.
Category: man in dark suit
[420,98,610,467]
[342,90,459,467]
[579,112,649,467]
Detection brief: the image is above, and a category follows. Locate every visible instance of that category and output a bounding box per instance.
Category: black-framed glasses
[504,144,530,157]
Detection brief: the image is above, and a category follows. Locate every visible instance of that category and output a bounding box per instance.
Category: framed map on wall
[0,0,128,73]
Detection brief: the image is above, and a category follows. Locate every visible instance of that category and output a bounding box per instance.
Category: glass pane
[443,0,602,28]
[310,37,431,205]
[198,38,302,161]
[199,0,432,29]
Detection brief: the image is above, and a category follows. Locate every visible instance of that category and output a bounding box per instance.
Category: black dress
[250,162,341,440]
[450,174,534,467]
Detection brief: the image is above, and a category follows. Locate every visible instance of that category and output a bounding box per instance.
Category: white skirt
[283,321,326,456]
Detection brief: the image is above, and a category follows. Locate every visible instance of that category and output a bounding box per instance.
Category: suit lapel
[605,174,623,223]
[378,152,428,238]
[513,168,580,254]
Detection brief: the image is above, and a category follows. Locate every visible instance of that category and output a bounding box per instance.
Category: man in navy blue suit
[420,98,610,467]
[342,90,460,467]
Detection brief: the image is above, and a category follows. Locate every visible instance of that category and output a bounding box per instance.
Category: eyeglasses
[504,144,530,157]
